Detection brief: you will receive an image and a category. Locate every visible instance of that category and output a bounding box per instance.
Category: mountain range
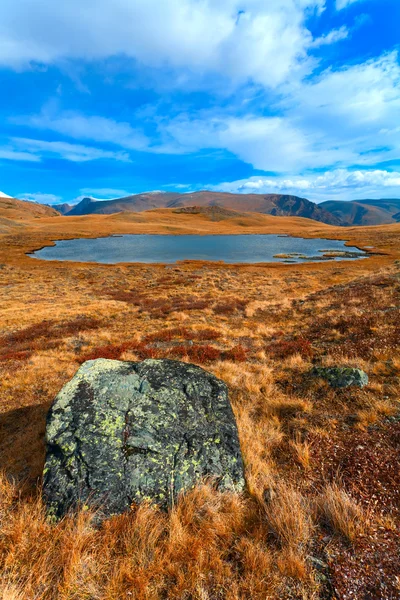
[1,190,400,227]
[63,191,400,226]
[64,192,341,224]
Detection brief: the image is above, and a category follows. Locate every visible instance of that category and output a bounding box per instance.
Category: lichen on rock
[43,358,245,518]
[311,366,369,389]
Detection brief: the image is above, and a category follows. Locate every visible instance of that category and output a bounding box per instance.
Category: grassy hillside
[0,197,60,220]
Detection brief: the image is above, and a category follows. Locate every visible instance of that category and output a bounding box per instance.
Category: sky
[0,0,399,205]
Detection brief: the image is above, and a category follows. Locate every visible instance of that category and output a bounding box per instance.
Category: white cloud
[7,51,400,177]
[152,51,400,172]
[15,111,150,151]
[311,26,349,47]
[215,169,400,201]
[159,51,399,174]
[19,192,62,204]
[336,0,365,10]
[288,51,400,126]
[10,138,130,162]
[279,51,400,168]
[161,113,357,172]
[0,148,40,162]
[0,0,325,88]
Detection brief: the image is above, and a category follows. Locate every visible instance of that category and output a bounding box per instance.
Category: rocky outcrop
[43,359,245,519]
[311,366,369,389]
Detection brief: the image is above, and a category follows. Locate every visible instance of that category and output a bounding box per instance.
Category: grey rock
[307,556,328,571]
[43,358,245,519]
[311,366,368,389]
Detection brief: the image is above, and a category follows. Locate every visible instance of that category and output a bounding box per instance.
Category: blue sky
[0,0,399,205]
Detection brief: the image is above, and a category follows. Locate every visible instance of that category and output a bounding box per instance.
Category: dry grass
[315,482,368,542]
[264,482,313,554]
[0,209,399,598]
[0,475,318,599]
[290,433,311,470]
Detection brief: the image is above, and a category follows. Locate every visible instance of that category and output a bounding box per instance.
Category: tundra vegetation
[0,205,399,599]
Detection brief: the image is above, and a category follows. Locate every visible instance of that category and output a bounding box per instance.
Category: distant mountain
[66,192,341,225]
[0,191,13,199]
[49,203,74,215]
[320,198,400,226]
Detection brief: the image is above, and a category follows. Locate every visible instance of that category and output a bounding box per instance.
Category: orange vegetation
[0,205,399,599]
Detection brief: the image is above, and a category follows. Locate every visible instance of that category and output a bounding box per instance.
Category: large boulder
[43,358,245,518]
[311,366,368,389]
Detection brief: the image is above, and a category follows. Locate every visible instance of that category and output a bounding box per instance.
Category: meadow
[1,208,399,599]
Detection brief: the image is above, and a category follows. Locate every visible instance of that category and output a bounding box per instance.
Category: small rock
[311,366,369,389]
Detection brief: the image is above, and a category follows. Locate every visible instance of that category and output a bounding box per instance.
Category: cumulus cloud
[161,114,356,171]
[288,51,400,127]
[8,50,400,176]
[158,51,400,172]
[0,0,325,88]
[172,51,399,173]
[215,169,400,201]
[19,192,62,204]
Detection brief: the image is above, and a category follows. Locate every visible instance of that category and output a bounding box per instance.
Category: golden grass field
[1,205,399,599]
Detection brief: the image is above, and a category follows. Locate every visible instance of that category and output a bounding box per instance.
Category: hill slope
[320,198,400,226]
[0,197,60,221]
[66,192,341,225]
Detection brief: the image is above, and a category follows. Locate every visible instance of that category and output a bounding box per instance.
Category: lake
[28,234,367,264]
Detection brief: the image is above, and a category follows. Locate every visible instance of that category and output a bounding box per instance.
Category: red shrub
[266,338,313,360]
[223,344,248,362]
[144,327,221,343]
[213,297,247,315]
[5,320,55,345]
[194,328,221,341]
[79,344,125,362]
[0,350,33,362]
[107,290,144,305]
[0,316,102,363]
[168,344,221,363]
[4,316,101,346]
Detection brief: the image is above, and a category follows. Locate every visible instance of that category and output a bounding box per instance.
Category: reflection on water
[29,234,367,264]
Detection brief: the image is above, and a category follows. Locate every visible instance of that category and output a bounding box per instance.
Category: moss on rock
[43,358,245,519]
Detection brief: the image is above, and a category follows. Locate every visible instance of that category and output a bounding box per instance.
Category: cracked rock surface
[43,358,245,518]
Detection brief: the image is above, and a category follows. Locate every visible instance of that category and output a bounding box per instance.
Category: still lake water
[29,234,367,264]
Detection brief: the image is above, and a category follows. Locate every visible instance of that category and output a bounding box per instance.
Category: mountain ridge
[66,191,341,225]
[3,189,400,227]
[320,198,400,226]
